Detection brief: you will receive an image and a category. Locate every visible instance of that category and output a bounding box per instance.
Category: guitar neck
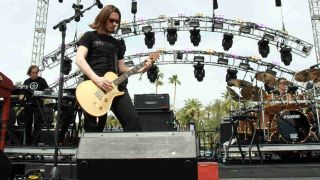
[113,62,145,86]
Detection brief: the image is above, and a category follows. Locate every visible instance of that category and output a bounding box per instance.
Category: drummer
[272,78,288,96]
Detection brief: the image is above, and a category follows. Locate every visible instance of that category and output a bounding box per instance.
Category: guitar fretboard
[112,62,145,86]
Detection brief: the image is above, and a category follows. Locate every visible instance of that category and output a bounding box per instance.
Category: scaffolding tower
[31,0,49,70]
[309,0,320,63]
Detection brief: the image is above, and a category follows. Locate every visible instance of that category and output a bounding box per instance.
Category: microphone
[59,0,63,3]
[131,0,137,14]
[96,0,103,9]
[275,0,281,7]
[213,0,218,10]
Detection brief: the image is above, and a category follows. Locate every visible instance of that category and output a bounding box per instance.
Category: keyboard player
[23,65,49,145]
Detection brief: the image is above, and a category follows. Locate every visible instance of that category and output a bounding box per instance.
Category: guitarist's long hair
[89,5,121,33]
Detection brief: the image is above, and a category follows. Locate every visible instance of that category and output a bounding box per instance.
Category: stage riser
[219,164,320,178]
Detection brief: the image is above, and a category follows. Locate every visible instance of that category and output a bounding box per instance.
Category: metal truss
[42,15,313,70]
[49,50,303,90]
[309,0,320,63]
[31,0,49,70]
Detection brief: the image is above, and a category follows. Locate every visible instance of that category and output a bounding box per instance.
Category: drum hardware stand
[256,75,267,141]
[312,86,320,136]
[51,2,99,179]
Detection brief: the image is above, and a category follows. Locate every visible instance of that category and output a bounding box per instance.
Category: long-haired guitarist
[75,5,153,132]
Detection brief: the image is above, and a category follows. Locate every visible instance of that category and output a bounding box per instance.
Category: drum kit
[227,68,320,144]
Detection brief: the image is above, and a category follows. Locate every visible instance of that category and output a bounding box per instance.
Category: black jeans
[83,87,141,132]
[24,105,42,145]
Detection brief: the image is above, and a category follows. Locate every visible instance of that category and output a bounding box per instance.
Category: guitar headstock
[148,51,160,63]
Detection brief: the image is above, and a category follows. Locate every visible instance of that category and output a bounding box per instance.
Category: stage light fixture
[166,28,177,45]
[302,45,311,54]
[222,33,234,51]
[226,69,238,84]
[240,25,251,34]
[212,21,223,31]
[147,64,159,83]
[177,51,183,60]
[263,33,275,41]
[258,39,270,58]
[142,25,152,33]
[189,19,200,28]
[190,29,201,46]
[51,56,57,62]
[217,58,228,65]
[121,27,132,34]
[239,62,250,70]
[194,63,205,82]
[62,57,72,75]
[194,56,204,62]
[174,20,180,26]
[280,46,292,66]
[144,31,155,49]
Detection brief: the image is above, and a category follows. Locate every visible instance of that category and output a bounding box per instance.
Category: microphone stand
[50,3,98,180]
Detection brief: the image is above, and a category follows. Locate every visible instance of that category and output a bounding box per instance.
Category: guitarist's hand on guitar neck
[94,76,114,91]
[138,52,160,73]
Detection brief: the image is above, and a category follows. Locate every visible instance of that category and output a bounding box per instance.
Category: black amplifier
[134,93,170,110]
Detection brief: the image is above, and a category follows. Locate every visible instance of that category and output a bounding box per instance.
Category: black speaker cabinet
[220,122,232,143]
[76,132,198,180]
[137,110,175,131]
[0,150,11,180]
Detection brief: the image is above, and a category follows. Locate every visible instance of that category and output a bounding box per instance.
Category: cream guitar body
[76,72,124,117]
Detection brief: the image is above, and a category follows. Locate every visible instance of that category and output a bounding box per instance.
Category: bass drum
[276,110,310,143]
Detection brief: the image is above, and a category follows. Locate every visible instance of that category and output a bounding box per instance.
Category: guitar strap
[114,52,118,74]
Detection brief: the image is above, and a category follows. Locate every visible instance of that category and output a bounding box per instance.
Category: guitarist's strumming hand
[94,76,113,91]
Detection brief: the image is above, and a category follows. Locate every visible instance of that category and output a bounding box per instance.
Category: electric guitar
[76,52,160,117]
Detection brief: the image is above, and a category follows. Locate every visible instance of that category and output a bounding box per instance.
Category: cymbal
[227,79,252,88]
[255,72,276,84]
[295,69,320,82]
[226,86,245,102]
[241,86,267,101]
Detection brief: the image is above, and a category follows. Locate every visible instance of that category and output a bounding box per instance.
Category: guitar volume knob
[104,98,108,102]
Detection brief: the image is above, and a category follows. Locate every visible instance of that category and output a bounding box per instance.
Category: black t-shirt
[23,77,49,103]
[23,76,49,91]
[77,31,125,78]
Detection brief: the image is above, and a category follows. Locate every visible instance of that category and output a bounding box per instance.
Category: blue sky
[0,0,316,108]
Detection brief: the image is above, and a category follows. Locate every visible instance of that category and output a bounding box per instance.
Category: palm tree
[154,72,164,94]
[168,74,181,109]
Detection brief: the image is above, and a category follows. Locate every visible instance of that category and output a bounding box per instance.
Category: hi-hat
[226,86,245,102]
[227,79,252,88]
[255,72,276,85]
[295,69,320,82]
[241,86,267,101]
